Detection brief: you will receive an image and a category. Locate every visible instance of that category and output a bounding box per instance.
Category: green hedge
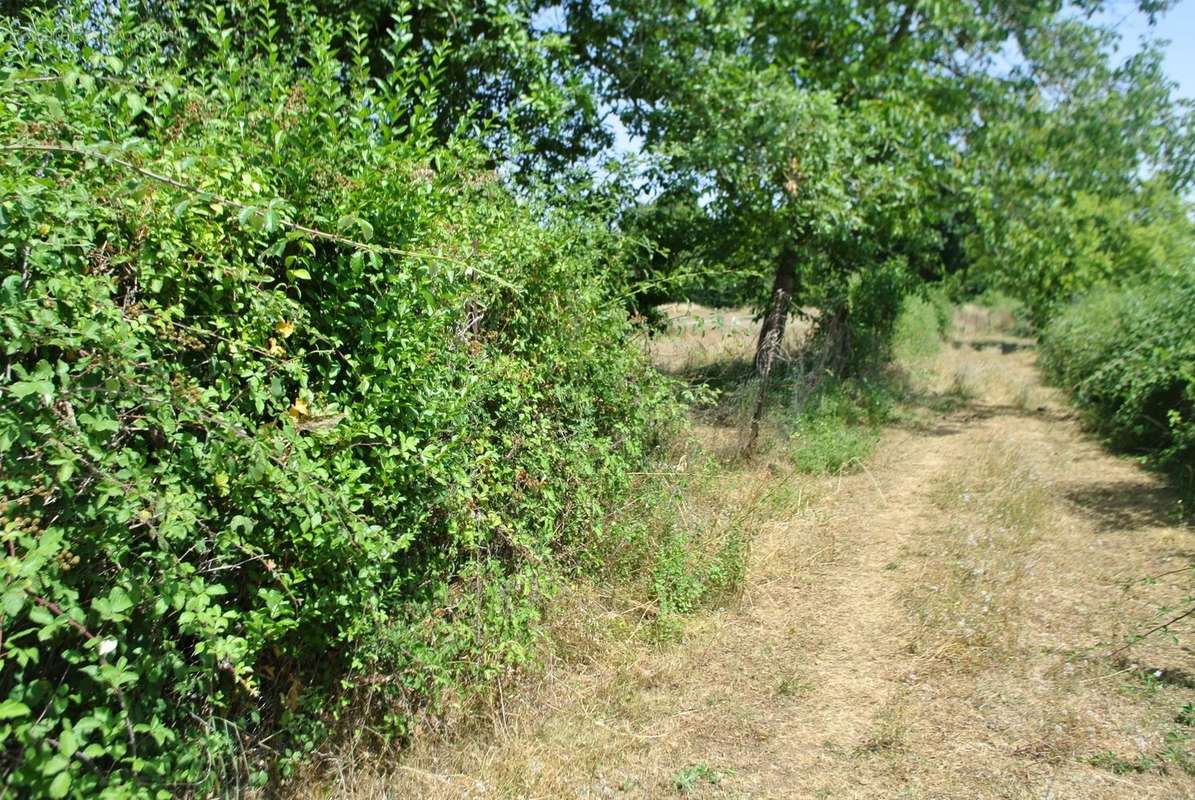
[0,8,676,797]
[1040,268,1195,490]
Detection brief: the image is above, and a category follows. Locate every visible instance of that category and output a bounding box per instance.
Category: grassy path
[306,317,1194,799]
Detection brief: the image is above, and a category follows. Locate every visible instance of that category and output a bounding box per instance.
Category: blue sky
[1096,0,1195,99]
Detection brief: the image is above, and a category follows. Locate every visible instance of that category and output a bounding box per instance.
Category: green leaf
[44,96,65,123]
[42,754,69,775]
[28,605,54,626]
[107,587,134,615]
[2,589,25,617]
[0,700,31,720]
[48,771,70,799]
[8,380,53,401]
[78,413,119,433]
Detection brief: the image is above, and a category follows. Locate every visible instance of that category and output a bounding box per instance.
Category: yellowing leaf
[288,398,310,419]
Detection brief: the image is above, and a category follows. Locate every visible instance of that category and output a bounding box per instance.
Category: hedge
[0,8,677,796]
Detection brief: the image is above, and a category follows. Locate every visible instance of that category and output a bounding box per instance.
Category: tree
[560,0,1189,365]
[964,21,1195,321]
[22,0,609,179]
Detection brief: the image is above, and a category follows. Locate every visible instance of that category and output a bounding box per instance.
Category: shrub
[1041,267,1195,491]
[0,7,677,797]
[892,293,946,365]
[789,380,894,474]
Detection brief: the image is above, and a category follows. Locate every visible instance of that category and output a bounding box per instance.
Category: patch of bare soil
[299,311,1194,799]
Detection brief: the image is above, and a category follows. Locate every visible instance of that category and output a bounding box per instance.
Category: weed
[672,762,722,794]
[892,294,946,364]
[776,674,814,697]
[859,696,909,754]
[788,381,895,474]
[1160,730,1195,775]
[791,414,879,474]
[1087,750,1155,774]
[1088,720,1195,777]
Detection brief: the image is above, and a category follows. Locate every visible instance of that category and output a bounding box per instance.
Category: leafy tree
[964,22,1195,321]
[561,0,1189,363]
[7,0,606,178]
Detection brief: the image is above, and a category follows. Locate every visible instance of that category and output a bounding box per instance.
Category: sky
[1095,0,1195,99]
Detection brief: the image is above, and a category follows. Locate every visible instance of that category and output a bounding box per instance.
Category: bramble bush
[0,5,678,797]
[1041,267,1195,493]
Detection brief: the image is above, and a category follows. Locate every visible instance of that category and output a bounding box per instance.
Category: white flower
[98,639,117,657]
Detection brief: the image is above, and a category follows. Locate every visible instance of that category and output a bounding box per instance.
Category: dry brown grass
[643,303,812,376]
[902,441,1056,671]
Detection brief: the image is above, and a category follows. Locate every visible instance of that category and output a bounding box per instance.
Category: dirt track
[311,320,1195,799]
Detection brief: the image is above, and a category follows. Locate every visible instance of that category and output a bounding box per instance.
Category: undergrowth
[786,293,944,475]
[1041,268,1195,498]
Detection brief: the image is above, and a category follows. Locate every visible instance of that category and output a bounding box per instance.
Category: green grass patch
[789,379,895,474]
[672,762,722,794]
[892,293,948,364]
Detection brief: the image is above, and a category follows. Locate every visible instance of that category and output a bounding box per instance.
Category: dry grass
[642,303,822,462]
[901,441,1056,671]
[644,303,813,376]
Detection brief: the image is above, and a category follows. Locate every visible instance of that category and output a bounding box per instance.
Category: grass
[1087,724,1195,778]
[775,673,814,698]
[903,442,1056,670]
[859,693,911,755]
[789,393,884,474]
[892,294,947,364]
[596,429,814,637]
[671,762,722,794]
[786,293,951,475]
[283,296,1195,800]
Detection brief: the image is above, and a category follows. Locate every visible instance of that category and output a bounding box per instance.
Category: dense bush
[1041,268,1195,490]
[0,8,676,797]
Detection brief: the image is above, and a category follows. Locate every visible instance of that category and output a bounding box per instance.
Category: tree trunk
[753,248,798,376]
[746,248,798,453]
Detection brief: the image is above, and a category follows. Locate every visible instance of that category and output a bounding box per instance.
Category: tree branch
[1106,604,1195,657]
